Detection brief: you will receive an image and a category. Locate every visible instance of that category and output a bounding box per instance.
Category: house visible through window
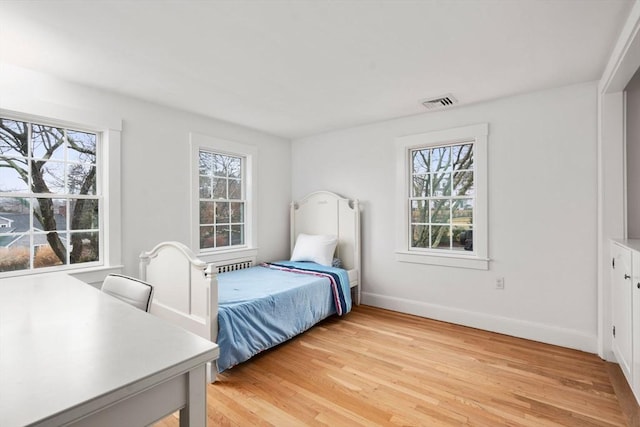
[198,150,245,250]
[0,117,100,273]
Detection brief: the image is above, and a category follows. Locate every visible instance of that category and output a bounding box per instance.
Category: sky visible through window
[0,118,100,273]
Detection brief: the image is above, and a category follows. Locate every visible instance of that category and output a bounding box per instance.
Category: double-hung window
[191,133,257,262]
[0,116,109,275]
[198,151,245,249]
[396,123,488,270]
[410,143,474,250]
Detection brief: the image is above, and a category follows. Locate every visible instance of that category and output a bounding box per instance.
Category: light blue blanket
[216,261,351,372]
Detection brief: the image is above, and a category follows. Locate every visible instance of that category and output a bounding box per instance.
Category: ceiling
[0,0,634,139]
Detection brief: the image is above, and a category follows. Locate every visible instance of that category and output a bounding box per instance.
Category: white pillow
[290,234,338,267]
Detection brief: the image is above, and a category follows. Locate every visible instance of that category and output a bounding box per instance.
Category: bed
[139,191,360,381]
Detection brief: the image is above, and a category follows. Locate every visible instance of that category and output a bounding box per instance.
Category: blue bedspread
[216,261,351,372]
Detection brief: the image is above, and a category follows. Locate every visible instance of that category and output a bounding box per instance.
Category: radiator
[215,259,254,274]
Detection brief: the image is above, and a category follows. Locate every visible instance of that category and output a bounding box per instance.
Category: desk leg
[180,364,208,427]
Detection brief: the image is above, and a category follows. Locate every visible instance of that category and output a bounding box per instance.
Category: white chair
[101,274,154,312]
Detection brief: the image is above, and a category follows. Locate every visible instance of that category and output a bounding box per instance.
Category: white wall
[293,82,599,352]
[0,65,292,280]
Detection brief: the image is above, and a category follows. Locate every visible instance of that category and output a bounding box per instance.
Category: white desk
[0,273,219,427]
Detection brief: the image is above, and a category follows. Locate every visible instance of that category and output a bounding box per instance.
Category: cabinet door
[612,242,633,384]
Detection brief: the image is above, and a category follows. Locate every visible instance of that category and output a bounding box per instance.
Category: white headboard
[290,191,360,272]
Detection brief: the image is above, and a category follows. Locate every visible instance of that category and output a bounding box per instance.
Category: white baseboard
[602,349,617,363]
[362,292,597,354]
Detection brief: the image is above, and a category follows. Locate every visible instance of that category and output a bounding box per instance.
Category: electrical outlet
[496,277,505,290]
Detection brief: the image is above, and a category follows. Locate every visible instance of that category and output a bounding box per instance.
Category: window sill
[395,250,489,270]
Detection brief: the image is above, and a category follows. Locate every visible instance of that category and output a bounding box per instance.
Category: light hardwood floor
[156,305,630,426]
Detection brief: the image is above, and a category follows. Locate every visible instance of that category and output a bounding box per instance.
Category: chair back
[101,274,153,312]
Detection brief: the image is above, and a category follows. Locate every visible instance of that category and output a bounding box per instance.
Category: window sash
[197,149,246,251]
[0,117,103,274]
[408,141,475,253]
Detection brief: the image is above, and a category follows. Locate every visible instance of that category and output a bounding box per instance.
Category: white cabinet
[611,239,640,403]
[611,241,634,381]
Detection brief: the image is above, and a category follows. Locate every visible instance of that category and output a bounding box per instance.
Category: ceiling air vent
[421,94,458,110]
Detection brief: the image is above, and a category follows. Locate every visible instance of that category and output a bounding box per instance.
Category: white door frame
[597,0,640,360]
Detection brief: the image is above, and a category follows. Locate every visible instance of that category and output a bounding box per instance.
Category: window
[191,133,257,261]
[396,123,488,270]
[410,143,474,251]
[0,117,101,273]
[198,151,245,249]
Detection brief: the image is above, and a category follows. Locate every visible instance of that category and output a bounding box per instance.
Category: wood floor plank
[156,305,630,426]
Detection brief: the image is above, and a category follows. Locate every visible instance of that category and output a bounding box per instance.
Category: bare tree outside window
[0,118,100,273]
[199,150,245,250]
[410,142,474,251]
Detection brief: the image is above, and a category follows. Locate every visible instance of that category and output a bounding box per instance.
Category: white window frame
[190,132,257,264]
[395,123,489,270]
[0,103,123,281]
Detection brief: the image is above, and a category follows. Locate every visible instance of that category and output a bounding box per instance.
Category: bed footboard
[139,241,218,380]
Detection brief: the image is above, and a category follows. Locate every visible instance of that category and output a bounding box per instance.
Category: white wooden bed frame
[139,191,360,381]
